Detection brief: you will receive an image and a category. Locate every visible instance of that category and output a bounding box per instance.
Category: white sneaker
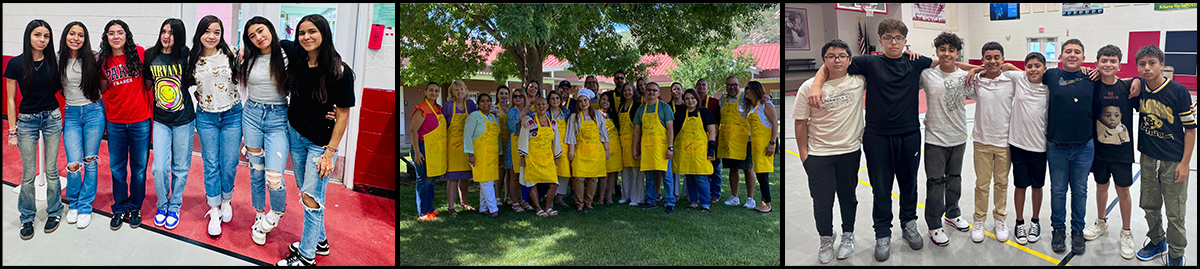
[66,209,78,224]
[971,221,985,243]
[205,207,222,237]
[943,216,971,232]
[1082,218,1108,241]
[628,201,638,206]
[724,196,740,206]
[252,212,267,245]
[743,197,757,209]
[618,199,628,204]
[1119,229,1135,260]
[220,200,233,222]
[929,228,950,246]
[994,220,1009,243]
[260,210,284,233]
[76,214,91,229]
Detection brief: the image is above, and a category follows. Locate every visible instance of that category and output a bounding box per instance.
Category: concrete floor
[782,94,1198,266]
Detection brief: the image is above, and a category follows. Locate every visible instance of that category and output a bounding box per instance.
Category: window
[280,4,338,41]
[1027,37,1057,62]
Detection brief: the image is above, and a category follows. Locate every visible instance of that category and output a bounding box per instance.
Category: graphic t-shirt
[1044,68,1096,144]
[846,54,934,135]
[793,75,866,156]
[1092,79,1135,163]
[920,66,969,147]
[148,51,195,126]
[1136,77,1196,162]
[101,46,151,123]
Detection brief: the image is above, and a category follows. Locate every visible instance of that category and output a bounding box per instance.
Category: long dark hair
[184,15,239,90]
[289,14,346,103]
[21,20,59,88]
[740,81,766,113]
[619,82,641,113]
[144,18,188,72]
[97,19,141,81]
[58,21,100,102]
[239,16,287,93]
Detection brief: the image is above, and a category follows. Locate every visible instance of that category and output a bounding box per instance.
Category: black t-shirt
[846,54,933,135]
[3,55,61,113]
[1092,79,1135,163]
[147,51,196,126]
[1137,77,1196,162]
[1045,68,1097,144]
[672,107,715,137]
[288,63,356,147]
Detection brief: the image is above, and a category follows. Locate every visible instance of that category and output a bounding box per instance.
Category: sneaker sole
[933,240,950,247]
[290,243,330,256]
[944,219,970,232]
[1083,231,1106,241]
[1137,252,1165,261]
[20,233,33,240]
[44,223,60,233]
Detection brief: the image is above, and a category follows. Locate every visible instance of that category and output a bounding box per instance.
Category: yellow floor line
[785,148,1070,266]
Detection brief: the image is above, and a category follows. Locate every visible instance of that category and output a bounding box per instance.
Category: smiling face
[66,25,85,51]
[1060,43,1085,71]
[1025,59,1046,83]
[497,88,510,105]
[425,84,440,102]
[297,21,322,53]
[201,22,222,50]
[644,84,660,102]
[585,77,598,91]
[1101,106,1121,129]
[247,23,273,52]
[453,85,467,101]
[622,84,635,99]
[526,83,540,98]
[478,95,492,114]
[684,92,698,109]
[725,76,740,95]
[1097,55,1120,77]
[548,93,561,109]
[159,24,174,49]
[535,97,549,114]
[936,44,959,69]
[106,24,125,50]
[614,74,626,86]
[599,95,611,110]
[982,49,1003,74]
[510,90,525,107]
[577,95,591,110]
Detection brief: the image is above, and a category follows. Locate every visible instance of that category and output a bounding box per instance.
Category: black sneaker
[275,251,315,266]
[20,222,34,240]
[1051,228,1066,253]
[1071,230,1085,255]
[128,211,142,229]
[110,212,124,230]
[641,203,658,210]
[44,216,61,233]
[289,240,331,256]
[665,206,674,214]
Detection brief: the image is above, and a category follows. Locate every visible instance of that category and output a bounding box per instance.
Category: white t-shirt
[969,71,1015,147]
[792,74,866,156]
[1006,70,1049,152]
[920,66,970,147]
[192,52,238,113]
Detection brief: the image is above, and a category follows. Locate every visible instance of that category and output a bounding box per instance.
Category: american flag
[857,22,867,56]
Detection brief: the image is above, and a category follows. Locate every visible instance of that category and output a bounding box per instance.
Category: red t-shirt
[101,46,151,123]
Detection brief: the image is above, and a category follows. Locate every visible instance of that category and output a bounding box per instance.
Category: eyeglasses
[106,31,125,37]
[881,35,906,43]
[823,55,850,61]
[614,76,625,80]
[512,95,524,99]
[725,83,738,87]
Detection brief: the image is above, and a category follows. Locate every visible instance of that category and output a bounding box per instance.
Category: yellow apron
[572,115,606,178]
[554,113,572,177]
[472,116,500,182]
[619,105,638,167]
[447,102,471,173]
[718,92,749,160]
[421,101,448,177]
[674,110,713,175]
[604,117,623,173]
[526,114,557,183]
[749,104,775,173]
[640,102,669,171]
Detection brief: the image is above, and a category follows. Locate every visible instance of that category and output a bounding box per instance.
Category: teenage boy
[794,39,866,264]
[1082,44,1142,260]
[919,32,972,247]
[1130,45,1193,266]
[1042,39,1094,255]
[806,19,985,261]
[963,42,1017,244]
[1005,52,1050,246]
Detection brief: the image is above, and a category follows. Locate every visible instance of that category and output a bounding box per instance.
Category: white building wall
[4,3,183,56]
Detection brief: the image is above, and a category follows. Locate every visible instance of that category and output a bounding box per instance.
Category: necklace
[33,59,45,72]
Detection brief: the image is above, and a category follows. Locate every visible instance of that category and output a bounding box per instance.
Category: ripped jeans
[288,125,329,259]
[152,120,195,213]
[243,99,289,212]
[63,102,105,215]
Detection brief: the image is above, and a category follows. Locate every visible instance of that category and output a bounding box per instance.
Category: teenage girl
[97,19,150,231]
[57,21,104,229]
[185,15,241,238]
[238,16,294,245]
[144,18,194,231]
[7,19,64,239]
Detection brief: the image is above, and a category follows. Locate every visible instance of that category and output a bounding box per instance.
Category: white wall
[4,3,183,55]
[902,3,972,58]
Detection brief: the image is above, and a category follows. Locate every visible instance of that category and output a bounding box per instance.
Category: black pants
[923,143,966,229]
[863,130,921,238]
[756,173,772,203]
[804,150,861,236]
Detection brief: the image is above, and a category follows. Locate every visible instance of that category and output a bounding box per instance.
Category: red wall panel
[354,88,396,191]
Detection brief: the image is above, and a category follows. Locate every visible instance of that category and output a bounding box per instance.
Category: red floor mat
[2,119,395,266]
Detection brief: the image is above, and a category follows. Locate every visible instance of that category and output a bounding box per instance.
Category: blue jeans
[1046,139,1093,231]
[63,102,105,215]
[644,171,676,206]
[708,159,722,199]
[686,174,712,207]
[196,102,242,207]
[17,109,64,223]
[152,120,194,213]
[243,99,289,212]
[414,140,439,216]
[107,118,151,214]
[288,125,330,259]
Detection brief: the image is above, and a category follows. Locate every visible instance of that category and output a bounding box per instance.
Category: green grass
[399,158,781,266]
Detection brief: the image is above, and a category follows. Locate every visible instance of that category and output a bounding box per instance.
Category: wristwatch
[667,147,674,151]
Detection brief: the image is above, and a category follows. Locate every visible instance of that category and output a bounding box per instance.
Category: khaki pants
[1140,153,1189,259]
[572,177,599,206]
[973,142,1010,222]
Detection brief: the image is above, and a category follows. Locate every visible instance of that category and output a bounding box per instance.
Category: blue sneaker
[1167,255,1183,266]
[1136,238,1167,261]
[165,211,180,230]
[154,209,167,227]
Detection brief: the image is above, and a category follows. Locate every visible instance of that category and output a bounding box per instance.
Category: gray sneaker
[837,232,855,260]
[902,220,924,250]
[818,236,835,264]
[874,237,891,261]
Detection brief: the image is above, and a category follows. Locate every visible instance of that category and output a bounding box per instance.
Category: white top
[1007,70,1049,152]
[969,71,1016,147]
[192,52,238,112]
[62,58,94,106]
[920,67,970,147]
[792,75,866,156]
[245,53,288,105]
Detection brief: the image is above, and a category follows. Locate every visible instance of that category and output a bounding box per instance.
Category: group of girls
[411,76,779,220]
[6,14,354,266]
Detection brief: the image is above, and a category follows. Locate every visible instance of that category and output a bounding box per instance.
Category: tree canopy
[667,38,758,95]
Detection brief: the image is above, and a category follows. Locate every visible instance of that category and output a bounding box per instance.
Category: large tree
[667,38,758,96]
[400,3,774,86]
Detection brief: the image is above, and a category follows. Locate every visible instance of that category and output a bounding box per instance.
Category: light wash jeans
[152,120,195,213]
[289,125,329,259]
[243,99,289,212]
[63,102,105,215]
[196,102,243,207]
[17,109,64,223]
[107,118,151,214]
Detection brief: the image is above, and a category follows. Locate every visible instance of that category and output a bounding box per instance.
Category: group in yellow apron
[748,103,774,173]
[447,102,473,176]
[674,110,714,175]
[524,113,558,184]
[471,115,500,183]
[717,91,750,161]
[422,101,448,178]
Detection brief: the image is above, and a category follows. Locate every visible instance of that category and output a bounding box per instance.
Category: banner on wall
[1154,3,1197,10]
[1062,3,1104,16]
[913,3,946,23]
